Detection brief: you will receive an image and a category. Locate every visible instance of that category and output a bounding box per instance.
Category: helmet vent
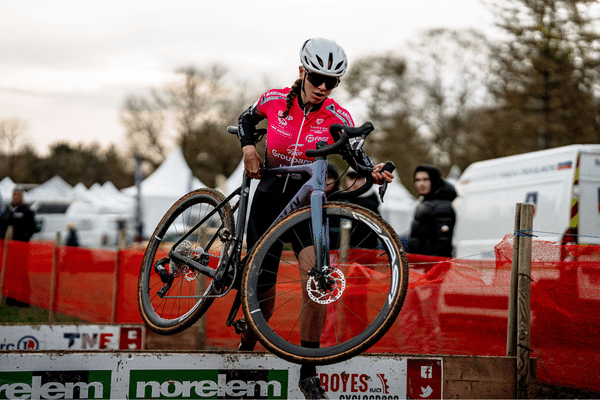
[316,55,324,67]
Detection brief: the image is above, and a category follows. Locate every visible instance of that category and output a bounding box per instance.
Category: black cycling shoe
[299,376,329,399]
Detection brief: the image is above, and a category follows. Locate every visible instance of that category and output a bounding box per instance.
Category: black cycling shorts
[246,186,312,292]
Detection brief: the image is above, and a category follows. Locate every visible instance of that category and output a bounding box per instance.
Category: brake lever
[378,161,396,203]
[379,182,389,203]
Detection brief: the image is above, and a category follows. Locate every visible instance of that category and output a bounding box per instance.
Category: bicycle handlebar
[227,126,267,143]
[228,123,395,201]
[329,161,395,201]
[305,122,374,158]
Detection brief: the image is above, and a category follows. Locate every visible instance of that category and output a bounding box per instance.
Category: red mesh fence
[1,238,599,392]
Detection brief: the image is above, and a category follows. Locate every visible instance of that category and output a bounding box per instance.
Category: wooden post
[49,231,61,324]
[506,204,521,357]
[111,229,126,323]
[516,203,534,399]
[340,219,351,263]
[197,275,207,350]
[0,226,14,307]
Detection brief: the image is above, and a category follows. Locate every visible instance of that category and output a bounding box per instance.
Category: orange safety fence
[1,237,599,392]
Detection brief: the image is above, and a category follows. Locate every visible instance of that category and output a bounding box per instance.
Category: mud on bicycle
[137,122,409,365]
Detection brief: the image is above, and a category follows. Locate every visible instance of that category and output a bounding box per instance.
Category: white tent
[25,175,73,203]
[123,146,208,238]
[72,182,95,202]
[221,159,257,197]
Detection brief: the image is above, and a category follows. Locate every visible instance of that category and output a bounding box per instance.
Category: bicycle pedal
[232,319,247,334]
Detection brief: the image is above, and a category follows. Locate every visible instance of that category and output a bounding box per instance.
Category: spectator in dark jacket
[0,185,37,307]
[0,186,37,242]
[65,222,80,247]
[408,164,457,257]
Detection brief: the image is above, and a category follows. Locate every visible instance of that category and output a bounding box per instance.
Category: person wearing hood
[408,164,457,257]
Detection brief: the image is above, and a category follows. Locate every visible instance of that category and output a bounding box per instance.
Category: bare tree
[405,28,493,169]
[120,64,263,185]
[487,0,600,149]
[343,53,430,191]
[160,65,229,139]
[0,117,30,176]
[120,93,166,170]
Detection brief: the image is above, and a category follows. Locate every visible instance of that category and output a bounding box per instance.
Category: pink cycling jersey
[243,87,354,168]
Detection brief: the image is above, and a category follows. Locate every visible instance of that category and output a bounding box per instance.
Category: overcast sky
[0,0,498,155]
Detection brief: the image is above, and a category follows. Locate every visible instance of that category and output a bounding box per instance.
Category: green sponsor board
[129,369,288,399]
[0,370,111,399]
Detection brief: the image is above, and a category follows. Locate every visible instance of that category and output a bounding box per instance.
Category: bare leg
[298,246,327,343]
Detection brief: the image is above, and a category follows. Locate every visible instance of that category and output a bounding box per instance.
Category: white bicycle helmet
[300,38,348,77]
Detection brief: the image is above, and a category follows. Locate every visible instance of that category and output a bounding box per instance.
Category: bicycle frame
[164,142,335,330]
[266,158,330,282]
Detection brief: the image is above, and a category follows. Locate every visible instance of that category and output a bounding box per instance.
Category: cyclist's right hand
[242,145,263,179]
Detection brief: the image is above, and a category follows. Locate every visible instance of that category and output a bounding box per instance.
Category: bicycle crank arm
[225,290,243,328]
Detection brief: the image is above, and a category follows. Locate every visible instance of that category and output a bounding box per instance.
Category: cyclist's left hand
[371,163,394,185]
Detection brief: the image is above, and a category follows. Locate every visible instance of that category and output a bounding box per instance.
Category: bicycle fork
[306,159,334,293]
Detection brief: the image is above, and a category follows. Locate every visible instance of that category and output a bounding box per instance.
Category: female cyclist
[237,37,393,399]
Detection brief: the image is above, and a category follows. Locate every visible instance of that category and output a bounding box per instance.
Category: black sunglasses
[306,72,340,90]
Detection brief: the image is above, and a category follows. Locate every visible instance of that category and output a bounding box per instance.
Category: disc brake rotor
[307,267,346,304]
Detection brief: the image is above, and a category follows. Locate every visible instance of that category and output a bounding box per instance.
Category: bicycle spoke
[138,189,234,335]
[243,203,408,365]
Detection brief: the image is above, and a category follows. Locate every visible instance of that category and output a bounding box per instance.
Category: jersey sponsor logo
[271,149,313,165]
[317,118,324,124]
[325,103,353,126]
[306,134,330,143]
[276,111,293,126]
[260,92,287,105]
[130,369,287,399]
[276,110,293,120]
[286,144,304,157]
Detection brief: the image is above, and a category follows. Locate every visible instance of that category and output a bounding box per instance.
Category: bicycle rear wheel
[242,202,408,365]
[138,188,234,335]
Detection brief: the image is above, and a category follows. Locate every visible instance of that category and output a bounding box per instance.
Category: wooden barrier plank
[443,355,536,399]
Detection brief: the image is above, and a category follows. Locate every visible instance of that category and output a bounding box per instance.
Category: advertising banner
[0,352,443,399]
[0,325,144,351]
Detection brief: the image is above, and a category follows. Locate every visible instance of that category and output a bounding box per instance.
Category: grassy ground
[0,303,86,324]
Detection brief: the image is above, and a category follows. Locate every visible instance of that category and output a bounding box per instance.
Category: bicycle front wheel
[138,188,234,335]
[242,202,408,365]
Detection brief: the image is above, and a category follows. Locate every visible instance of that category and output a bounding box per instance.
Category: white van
[65,201,137,248]
[453,144,600,259]
[31,200,72,242]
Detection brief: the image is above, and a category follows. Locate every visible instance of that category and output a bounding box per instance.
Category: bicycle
[137,122,409,365]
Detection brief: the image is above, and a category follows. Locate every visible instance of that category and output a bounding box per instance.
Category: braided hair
[280,78,303,119]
